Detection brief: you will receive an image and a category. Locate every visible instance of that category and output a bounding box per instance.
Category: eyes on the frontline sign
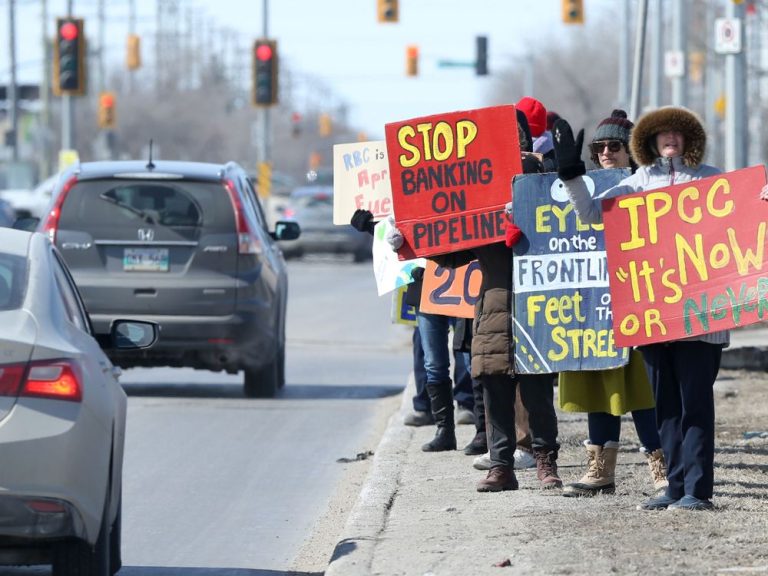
[602,165,768,347]
[384,105,522,260]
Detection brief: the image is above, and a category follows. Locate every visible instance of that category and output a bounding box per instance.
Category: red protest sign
[602,165,768,347]
[384,105,522,259]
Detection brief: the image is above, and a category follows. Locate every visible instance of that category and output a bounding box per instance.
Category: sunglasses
[589,140,624,154]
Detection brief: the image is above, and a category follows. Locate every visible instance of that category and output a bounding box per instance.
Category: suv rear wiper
[99,194,158,225]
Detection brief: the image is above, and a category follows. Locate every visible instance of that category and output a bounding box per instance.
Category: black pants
[483,373,559,468]
[640,341,721,500]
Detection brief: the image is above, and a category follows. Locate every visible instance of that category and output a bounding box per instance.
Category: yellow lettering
[675,233,708,285]
[618,196,647,250]
[707,178,733,218]
[646,192,672,245]
[455,120,478,159]
[397,126,420,168]
[526,295,546,327]
[678,186,700,224]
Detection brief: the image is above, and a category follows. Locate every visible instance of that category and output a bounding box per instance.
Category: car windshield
[0,253,27,311]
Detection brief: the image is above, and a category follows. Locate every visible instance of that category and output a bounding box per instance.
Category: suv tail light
[41,175,79,244]
[223,179,263,255]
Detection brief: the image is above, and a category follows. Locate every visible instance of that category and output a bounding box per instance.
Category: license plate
[123,248,169,272]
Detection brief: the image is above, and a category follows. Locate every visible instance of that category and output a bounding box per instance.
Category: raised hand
[552,118,586,181]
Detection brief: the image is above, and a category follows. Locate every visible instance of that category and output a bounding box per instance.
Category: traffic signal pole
[258,0,271,167]
[7,0,19,161]
[62,0,74,151]
[725,1,746,171]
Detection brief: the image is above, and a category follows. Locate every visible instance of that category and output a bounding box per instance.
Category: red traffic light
[100,93,115,108]
[256,44,273,61]
[60,21,79,41]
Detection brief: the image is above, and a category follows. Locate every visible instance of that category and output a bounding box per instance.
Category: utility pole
[617,0,631,110]
[747,4,762,167]
[629,0,648,122]
[724,1,747,171]
[98,0,105,92]
[648,0,663,110]
[128,0,136,92]
[41,0,53,176]
[671,0,687,107]
[704,1,719,166]
[7,0,19,161]
[258,0,271,168]
[62,0,75,151]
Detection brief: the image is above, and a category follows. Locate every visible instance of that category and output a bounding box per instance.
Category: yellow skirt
[558,349,654,416]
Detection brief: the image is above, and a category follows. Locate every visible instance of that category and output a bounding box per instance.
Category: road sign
[715,18,742,54]
[664,50,685,78]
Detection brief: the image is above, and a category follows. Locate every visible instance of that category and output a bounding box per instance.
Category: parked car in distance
[41,159,300,398]
[0,173,59,220]
[279,184,373,262]
[0,198,15,227]
[0,228,158,576]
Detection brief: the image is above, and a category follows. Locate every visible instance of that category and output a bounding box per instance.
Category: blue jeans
[412,320,473,412]
[588,408,661,451]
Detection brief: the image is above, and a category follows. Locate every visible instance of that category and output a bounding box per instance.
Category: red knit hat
[516,97,547,138]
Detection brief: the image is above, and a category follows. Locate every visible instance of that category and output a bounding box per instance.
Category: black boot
[422,381,456,452]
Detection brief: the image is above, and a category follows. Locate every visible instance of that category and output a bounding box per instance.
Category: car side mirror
[272,220,300,241]
[109,319,160,350]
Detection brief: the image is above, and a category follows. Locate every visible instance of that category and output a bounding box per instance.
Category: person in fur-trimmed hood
[551,106,728,512]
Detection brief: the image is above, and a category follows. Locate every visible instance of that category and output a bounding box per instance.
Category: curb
[721,346,768,371]
[324,377,413,576]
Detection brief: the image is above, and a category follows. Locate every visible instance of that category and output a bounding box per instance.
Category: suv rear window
[58,179,234,234]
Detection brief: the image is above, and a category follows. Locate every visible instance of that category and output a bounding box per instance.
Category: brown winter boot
[533,447,562,489]
[563,441,619,497]
[642,447,669,491]
[476,466,519,492]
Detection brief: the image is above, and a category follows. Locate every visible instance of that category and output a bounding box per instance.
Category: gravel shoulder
[329,368,768,576]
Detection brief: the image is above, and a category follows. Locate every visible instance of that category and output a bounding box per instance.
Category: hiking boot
[513,448,536,470]
[668,495,714,511]
[403,410,433,427]
[421,426,456,452]
[463,430,488,455]
[636,493,679,511]
[476,466,519,492]
[641,447,669,491]
[455,405,476,426]
[563,441,618,497]
[473,451,491,470]
[534,448,562,489]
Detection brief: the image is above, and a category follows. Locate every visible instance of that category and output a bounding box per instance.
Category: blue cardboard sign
[511,169,631,374]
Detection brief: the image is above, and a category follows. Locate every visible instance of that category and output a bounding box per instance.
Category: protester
[556,110,667,497]
[518,96,557,172]
[389,109,562,491]
[553,106,729,510]
[350,210,476,453]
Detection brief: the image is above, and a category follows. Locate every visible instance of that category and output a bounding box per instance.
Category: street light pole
[8,0,19,161]
[629,0,649,122]
[725,1,747,171]
[62,0,75,151]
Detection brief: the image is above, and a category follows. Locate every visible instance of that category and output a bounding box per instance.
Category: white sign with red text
[333,140,393,225]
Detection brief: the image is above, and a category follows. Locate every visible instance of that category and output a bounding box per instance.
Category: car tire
[244,357,279,398]
[52,488,111,576]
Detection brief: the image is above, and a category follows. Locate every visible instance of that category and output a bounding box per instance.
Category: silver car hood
[0,309,36,423]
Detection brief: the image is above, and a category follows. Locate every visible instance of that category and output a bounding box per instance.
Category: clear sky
[2,0,618,139]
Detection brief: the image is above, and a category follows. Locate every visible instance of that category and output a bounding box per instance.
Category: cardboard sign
[333,140,393,225]
[384,105,522,259]
[512,169,631,374]
[418,259,482,318]
[372,218,425,296]
[391,284,417,325]
[602,165,768,347]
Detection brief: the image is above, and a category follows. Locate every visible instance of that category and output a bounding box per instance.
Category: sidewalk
[325,325,768,576]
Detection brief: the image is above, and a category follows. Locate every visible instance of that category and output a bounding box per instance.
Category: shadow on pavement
[119,568,323,576]
[121,382,403,400]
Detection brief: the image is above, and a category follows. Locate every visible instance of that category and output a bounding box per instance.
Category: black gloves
[552,118,586,181]
[350,209,375,235]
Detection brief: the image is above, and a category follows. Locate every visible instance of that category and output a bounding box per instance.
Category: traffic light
[252,39,278,107]
[475,36,488,76]
[98,91,116,129]
[377,0,399,23]
[319,113,332,137]
[53,17,86,96]
[126,34,141,70]
[406,45,419,77]
[562,0,584,24]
